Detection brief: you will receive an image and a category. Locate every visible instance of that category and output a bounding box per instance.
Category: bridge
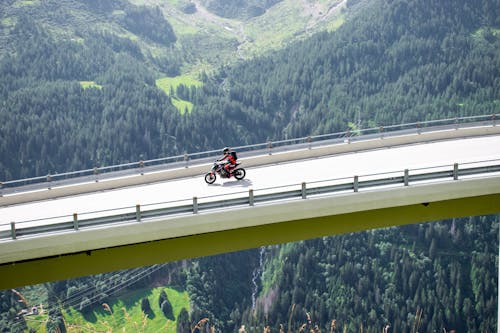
[0,115,499,290]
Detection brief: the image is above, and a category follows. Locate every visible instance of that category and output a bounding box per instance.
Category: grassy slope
[240,0,346,55]
[4,0,346,112]
[25,287,189,332]
[151,0,348,61]
[136,0,347,112]
[156,75,203,114]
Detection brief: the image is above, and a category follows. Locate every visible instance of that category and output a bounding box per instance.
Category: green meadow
[156,75,203,114]
[79,81,103,89]
[26,287,189,332]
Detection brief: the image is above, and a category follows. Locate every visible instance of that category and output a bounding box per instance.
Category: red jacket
[220,153,236,165]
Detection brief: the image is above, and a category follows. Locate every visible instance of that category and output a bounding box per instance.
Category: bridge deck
[2,134,500,224]
[0,132,499,290]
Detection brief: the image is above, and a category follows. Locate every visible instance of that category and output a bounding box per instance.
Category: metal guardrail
[2,159,499,241]
[0,114,498,195]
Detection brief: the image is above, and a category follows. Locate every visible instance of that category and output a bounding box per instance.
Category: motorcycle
[204,161,246,184]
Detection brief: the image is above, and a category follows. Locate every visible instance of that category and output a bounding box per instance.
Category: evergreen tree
[159,290,174,320]
[177,308,191,333]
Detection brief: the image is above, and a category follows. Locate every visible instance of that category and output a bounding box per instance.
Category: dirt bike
[204,161,246,184]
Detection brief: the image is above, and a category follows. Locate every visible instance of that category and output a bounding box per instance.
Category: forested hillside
[0,0,184,180]
[187,0,499,141]
[3,217,497,332]
[0,1,499,331]
[198,0,283,19]
[194,216,499,332]
[1,0,498,181]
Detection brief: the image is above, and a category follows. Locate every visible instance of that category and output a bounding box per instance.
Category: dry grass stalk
[122,307,130,322]
[330,320,336,333]
[120,307,147,333]
[102,303,112,314]
[192,318,209,333]
[141,312,148,330]
[288,304,296,333]
[411,308,423,333]
[12,289,29,307]
[98,317,113,332]
[299,310,321,333]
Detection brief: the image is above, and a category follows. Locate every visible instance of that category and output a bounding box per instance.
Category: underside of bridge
[1,192,499,291]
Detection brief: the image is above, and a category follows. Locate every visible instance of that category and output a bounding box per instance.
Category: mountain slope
[241,216,499,332]
[0,0,498,180]
[0,1,498,332]
[0,0,351,180]
[185,0,499,142]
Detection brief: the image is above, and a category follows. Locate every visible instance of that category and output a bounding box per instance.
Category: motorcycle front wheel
[205,172,216,184]
[233,168,246,180]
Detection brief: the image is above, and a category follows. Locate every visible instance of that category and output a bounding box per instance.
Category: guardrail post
[416,122,421,135]
[301,182,307,199]
[47,174,52,189]
[249,189,254,206]
[454,118,459,130]
[73,213,79,230]
[184,153,189,168]
[139,160,144,175]
[346,130,351,143]
[10,222,16,240]
[307,136,312,149]
[379,126,384,139]
[0,182,3,197]
[453,163,459,180]
[404,169,409,186]
[93,167,99,182]
[492,114,496,127]
[193,197,198,214]
[267,141,273,155]
[136,204,141,222]
[354,176,359,192]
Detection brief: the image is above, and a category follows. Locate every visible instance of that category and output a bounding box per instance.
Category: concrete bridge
[0,116,499,290]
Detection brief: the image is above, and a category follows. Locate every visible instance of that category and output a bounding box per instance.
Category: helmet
[223,147,230,154]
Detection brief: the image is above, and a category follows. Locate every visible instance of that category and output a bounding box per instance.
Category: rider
[218,147,237,176]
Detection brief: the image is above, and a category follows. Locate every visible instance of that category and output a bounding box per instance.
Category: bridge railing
[0,114,498,195]
[2,158,499,241]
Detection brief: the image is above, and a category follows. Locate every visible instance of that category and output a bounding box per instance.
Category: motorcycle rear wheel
[233,168,246,180]
[205,172,216,184]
